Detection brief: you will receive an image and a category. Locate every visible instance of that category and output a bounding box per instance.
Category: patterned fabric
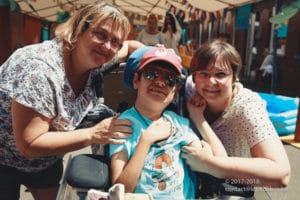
[109,108,198,200]
[0,38,99,172]
[185,78,278,157]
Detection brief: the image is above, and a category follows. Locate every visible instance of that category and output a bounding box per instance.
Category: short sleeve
[109,117,144,158]
[1,57,59,118]
[164,111,200,146]
[234,93,277,147]
[181,126,199,146]
[109,112,138,158]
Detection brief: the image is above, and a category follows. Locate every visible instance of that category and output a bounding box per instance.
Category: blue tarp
[259,92,299,136]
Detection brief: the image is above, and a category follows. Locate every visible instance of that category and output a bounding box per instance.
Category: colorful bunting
[165,0,226,21]
[123,0,227,23]
[123,11,163,24]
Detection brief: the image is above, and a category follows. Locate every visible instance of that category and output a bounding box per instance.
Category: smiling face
[74,20,122,70]
[133,64,180,109]
[147,14,158,33]
[56,2,130,74]
[190,40,242,111]
[193,56,234,107]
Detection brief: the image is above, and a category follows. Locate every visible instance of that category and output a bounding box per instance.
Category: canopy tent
[13,0,262,24]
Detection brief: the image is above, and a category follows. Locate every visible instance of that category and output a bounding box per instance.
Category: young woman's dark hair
[162,12,177,33]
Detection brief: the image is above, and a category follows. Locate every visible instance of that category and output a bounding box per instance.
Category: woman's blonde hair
[190,39,242,82]
[55,1,130,51]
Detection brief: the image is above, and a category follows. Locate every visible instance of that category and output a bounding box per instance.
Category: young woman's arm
[197,137,290,187]
[185,94,227,156]
[182,95,290,187]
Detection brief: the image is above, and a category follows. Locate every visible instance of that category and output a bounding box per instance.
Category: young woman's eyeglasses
[141,70,183,87]
[193,70,232,82]
[90,28,122,51]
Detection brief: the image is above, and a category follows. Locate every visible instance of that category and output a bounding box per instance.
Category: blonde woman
[0,2,143,199]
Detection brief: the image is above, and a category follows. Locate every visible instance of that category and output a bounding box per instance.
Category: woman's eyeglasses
[193,70,232,82]
[141,70,183,87]
[91,28,122,51]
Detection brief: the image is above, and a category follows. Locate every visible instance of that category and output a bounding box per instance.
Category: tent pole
[231,8,236,47]
[208,21,212,41]
[198,22,203,47]
[244,12,256,81]
[270,0,283,93]
[269,7,276,52]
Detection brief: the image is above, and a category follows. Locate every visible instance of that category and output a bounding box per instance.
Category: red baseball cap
[137,47,183,74]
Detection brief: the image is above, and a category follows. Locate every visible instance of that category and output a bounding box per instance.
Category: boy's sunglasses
[141,70,183,87]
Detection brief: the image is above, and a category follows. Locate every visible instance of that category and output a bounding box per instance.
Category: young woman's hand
[181,140,213,172]
[187,93,206,123]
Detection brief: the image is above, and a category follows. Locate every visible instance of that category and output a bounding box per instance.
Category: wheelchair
[59,106,254,200]
[57,64,254,200]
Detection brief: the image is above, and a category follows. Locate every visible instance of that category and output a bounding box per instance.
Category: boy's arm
[111,119,172,192]
[110,140,151,193]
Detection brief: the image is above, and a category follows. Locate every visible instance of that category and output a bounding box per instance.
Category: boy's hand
[141,118,172,144]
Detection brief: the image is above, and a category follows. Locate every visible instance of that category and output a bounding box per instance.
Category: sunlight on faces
[141,65,182,88]
[134,65,179,106]
[193,56,232,83]
[90,28,122,51]
[82,21,122,67]
[90,21,123,52]
[193,56,234,102]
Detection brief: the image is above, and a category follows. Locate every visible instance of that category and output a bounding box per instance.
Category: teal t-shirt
[109,107,198,199]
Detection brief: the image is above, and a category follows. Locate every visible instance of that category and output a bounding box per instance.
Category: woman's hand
[118,40,145,62]
[181,140,213,172]
[141,118,172,145]
[187,93,206,123]
[90,115,132,144]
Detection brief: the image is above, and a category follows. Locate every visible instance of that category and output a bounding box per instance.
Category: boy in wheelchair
[108,46,227,199]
